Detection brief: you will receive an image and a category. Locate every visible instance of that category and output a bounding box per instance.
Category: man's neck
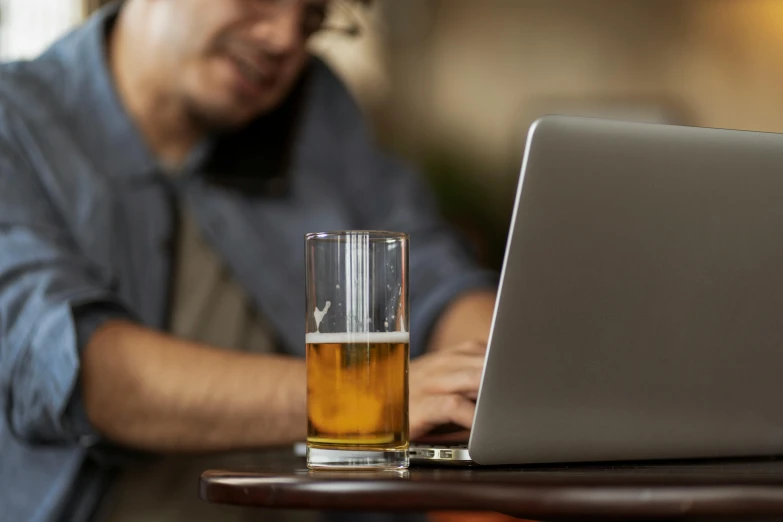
[109,3,205,167]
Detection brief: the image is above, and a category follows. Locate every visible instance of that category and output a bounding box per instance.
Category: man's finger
[410,394,476,439]
[464,389,479,401]
[427,364,484,395]
[451,340,487,354]
[443,394,476,430]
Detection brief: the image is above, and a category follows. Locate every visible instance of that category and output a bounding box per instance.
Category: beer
[305,230,409,468]
[306,332,409,451]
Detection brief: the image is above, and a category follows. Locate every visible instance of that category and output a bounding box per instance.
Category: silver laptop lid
[470,116,783,465]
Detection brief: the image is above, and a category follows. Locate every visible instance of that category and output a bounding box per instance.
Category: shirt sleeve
[63,302,135,446]
[0,139,132,445]
[312,61,498,358]
[361,154,498,359]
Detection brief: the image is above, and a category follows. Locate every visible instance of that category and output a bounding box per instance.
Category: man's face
[152,0,329,128]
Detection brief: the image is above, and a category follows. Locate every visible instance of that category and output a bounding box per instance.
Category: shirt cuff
[409,270,498,358]
[62,301,135,447]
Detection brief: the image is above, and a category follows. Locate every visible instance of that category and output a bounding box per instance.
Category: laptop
[411,115,783,466]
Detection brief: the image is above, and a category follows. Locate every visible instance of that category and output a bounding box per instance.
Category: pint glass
[305,231,410,470]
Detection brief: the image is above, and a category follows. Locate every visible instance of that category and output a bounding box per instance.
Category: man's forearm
[81,320,306,452]
[428,290,496,352]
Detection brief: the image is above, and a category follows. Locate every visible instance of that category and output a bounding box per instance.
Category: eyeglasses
[251,0,367,39]
[321,0,367,37]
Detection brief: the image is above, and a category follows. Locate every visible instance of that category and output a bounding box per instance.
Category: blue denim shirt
[0,5,496,522]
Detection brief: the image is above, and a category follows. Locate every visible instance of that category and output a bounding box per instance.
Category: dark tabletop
[199,454,783,520]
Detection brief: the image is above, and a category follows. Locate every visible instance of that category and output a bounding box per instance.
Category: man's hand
[411,289,495,440]
[409,341,486,439]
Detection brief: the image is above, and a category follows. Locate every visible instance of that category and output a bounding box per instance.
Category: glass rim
[305,230,409,242]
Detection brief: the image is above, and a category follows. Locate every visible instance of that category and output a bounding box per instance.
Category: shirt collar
[46,0,310,192]
[44,1,160,181]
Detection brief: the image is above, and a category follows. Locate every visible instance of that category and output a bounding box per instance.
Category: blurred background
[4,0,783,269]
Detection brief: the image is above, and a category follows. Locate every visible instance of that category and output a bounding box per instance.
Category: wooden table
[200,456,783,520]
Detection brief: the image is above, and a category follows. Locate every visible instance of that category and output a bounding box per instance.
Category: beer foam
[306,332,410,344]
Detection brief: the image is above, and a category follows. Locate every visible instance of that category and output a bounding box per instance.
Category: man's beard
[180,93,254,133]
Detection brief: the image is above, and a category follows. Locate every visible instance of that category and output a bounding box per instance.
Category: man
[0,0,497,521]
